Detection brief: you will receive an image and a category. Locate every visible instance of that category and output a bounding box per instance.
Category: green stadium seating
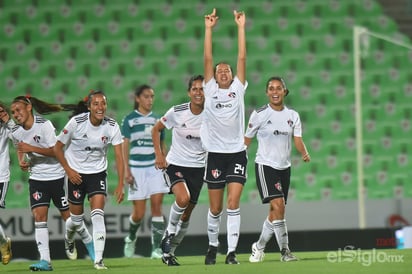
[1,0,411,207]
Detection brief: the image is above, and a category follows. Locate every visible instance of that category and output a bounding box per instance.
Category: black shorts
[205,150,247,190]
[164,164,205,204]
[255,164,291,204]
[68,171,107,205]
[29,177,69,211]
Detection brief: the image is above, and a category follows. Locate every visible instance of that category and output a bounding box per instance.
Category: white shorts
[127,166,169,200]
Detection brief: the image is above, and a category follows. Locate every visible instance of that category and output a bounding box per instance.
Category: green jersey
[121,110,164,168]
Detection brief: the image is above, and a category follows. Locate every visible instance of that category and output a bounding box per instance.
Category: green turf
[3,249,411,273]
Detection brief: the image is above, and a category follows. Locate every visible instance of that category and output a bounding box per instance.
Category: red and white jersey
[57,112,123,174]
[11,115,64,181]
[161,102,205,167]
[0,119,15,182]
[200,76,248,153]
[245,104,302,170]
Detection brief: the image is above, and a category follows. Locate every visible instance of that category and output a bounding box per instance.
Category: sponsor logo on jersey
[215,103,232,109]
[186,135,200,140]
[273,130,288,136]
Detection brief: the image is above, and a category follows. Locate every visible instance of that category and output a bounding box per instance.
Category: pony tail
[29,96,68,115]
[69,99,88,118]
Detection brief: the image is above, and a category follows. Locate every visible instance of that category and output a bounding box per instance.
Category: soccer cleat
[85,241,95,261]
[249,242,265,263]
[160,231,175,254]
[64,238,77,260]
[225,251,240,264]
[162,254,180,266]
[280,248,298,262]
[94,259,108,270]
[123,236,136,258]
[0,237,12,265]
[150,248,162,259]
[29,260,53,271]
[204,245,218,265]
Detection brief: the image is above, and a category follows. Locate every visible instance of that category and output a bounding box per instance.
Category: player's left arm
[113,142,125,204]
[294,136,310,162]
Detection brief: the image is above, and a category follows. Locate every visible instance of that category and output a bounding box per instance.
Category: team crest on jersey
[211,169,221,179]
[274,182,282,192]
[175,172,184,178]
[227,92,236,98]
[287,119,294,127]
[248,123,253,128]
[73,190,82,199]
[62,129,68,134]
[33,135,41,143]
[162,117,167,122]
[32,191,42,201]
[101,136,108,144]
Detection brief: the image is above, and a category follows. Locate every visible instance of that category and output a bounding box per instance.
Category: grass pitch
[2,249,411,273]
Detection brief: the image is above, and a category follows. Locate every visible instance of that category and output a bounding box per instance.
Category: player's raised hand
[205,8,219,28]
[233,10,246,27]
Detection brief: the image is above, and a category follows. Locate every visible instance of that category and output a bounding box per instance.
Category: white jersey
[11,115,65,181]
[0,119,15,182]
[161,102,205,167]
[57,112,123,174]
[245,104,303,170]
[200,76,248,153]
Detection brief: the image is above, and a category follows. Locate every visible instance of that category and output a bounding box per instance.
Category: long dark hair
[70,90,106,117]
[134,84,152,110]
[11,95,78,115]
[11,90,106,118]
[0,101,10,115]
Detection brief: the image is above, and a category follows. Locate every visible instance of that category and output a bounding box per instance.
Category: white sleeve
[43,121,58,147]
[160,107,177,130]
[244,110,260,138]
[293,111,303,137]
[111,122,123,146]
[56,117,76,144]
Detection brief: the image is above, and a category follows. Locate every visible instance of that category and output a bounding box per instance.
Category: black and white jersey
[200,76,248,153]
[57,112,123,174]
[245,105,302,170]
[11,115,64,180]
[0,119,15,182]
[161,102,205,167]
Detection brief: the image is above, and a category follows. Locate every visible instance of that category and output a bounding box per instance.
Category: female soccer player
[121,85,169,259]
[245,77,310,262]
[0,102,14,265]
[201,8,248,265]
[54,91,125,270]
[152,75,205,266]
[10,96,94,271]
